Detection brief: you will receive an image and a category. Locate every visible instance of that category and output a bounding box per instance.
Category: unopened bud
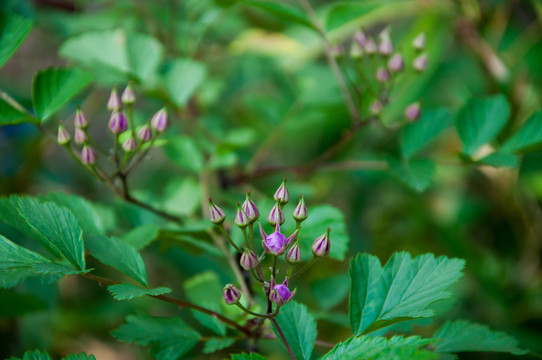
[293,195,308,222]
[74,127,87,144]
[312,228,331,257]
[273,178,290,204]
[242,191,259,223]
[330,44,344,59]
[240,249,259,270]
[350,40,364,59]
[268,203,285,226]
[208,198,226,225]
[364,38,377,54]
[57,123,70,145]
[412,33,426,51]
[151,108,168,133]
[378,30,393,56]
[74,106,88,128]
[108,111,128,134]
[413,53,427,72]
[269,277,296,306]
[388,53,404,73]
[285,243,301,264]
[405,102,422,122]
[107,86,121,111]
[122,137,137,152]
[81,145,96,165]
[121,84,136,105]
[370,101,383,116]
[235,202,250,228]
[223,284,241,305]
[376,67,390,83]
[353,30,368,48]
[137,125,152,142]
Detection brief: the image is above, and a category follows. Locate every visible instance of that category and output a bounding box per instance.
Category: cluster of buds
[209,179,331,312]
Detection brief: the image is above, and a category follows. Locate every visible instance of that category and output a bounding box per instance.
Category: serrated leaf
[0,97,34,126]
[478,152,519,168]
[42,192,104,235]
[17,198,86,270]
[107,283,171,300]
[0,268,36,288]
[61,353,96,360]
[13,350,52,360]
[122,224,159,250]
[112,313,200,360]
[401,109,454,158]
[349,252,465,335]
[242,1,312,28]
[164,136,205,173]
[433,320,528,355]
[272,302,317,360]
[501,110,542,153]
[163,59,206,107]
[230,353,267,360]
[325,2,381,32]
[0,12,33,69]
[387,158,435,192]
[85,235,147,286]
[32,67,93,121]
[456,94,510,157]
[0,234,50,269]
[203,338,235,354]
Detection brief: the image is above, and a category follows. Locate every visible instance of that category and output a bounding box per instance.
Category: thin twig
[270,318,297,360]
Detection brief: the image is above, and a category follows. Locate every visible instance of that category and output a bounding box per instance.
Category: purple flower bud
[376,67,390,83]
[364,38,377,54]
[330,44,344,59]
[312,228,331,257]
[353,30,368,48]
[412,33,426,51]
[223,284,241,305]
[122,136,137,152]
[74,106,88,128]
[242,191,259,223]
[121,84,136,105]
[413,53,427,72]
[293,195,308,222]
[137,124,152,142]
[81,145,97,165]
[370,101,383,116]
[378,30,393,56]
[151,108,169,133]
[107,86,121,111]
[285,243,301,264]
[269,277,296,306]
[57,123,70,145]
[273,178,290,204]
[74,127,87,145]
[208,198,226,225]
[240,249,259,270]
[108,111,128,134]
[405,102,422,122]
[268,203,285,226]
[263,223,288,256]
[235,202,250,228]
[350,40,364,59]
[388,53,404,73]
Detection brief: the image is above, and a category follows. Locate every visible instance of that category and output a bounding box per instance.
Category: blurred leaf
[0,98,34,126]
[387,157,435,192]
[107,283,171,301]
[32,67,93,122]
[164,136,205,173]
[0,268,36,289]
[85,235,148,286]
[162,177,202,216]
[9,350,51,360]
[242,1,312,28]
[112,313,200,360]
[401,109,454,158]
[478,152,519,168]
[61,354,96,360]
[311,274,350,310]
[272,301,317,360]
[163,58,206,107]
[0,11,32,69]
[0,289,46,317]
[122,224,159,250]
[203,338,235,354]
[456,94,510,157]
[324,1,381,32]
[230,354,267,360]
[349,252,465,335]
[433,320,528,355]
[501,110,542,153]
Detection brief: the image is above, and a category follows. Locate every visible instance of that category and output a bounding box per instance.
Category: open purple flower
[269,277,296,306]
[260,222,297,256]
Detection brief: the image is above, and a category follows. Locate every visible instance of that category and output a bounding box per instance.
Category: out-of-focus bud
[57,123,70,145]
[405,102,422,122]
[268,203,285,226]
[285,243,301,264]
[108,111,128,134]
[413,53,427,72]
[107,86,121,111]
[223,284,241,305]
[74,127,87,145]
[137,124,152,142]
[273,178,290,204]
[121,83,136,105]
[330,44,344,59]
[412,33,426,51]
[235,202,250,228]
[240,249,259,270]
[293,195,308,222]
[312,228,331,257]
[388,53,404,73]
[370,100,383,116]
[208,198,226,225]
[353,30,368,48]
[242,191,259,223]
[122,136,137,152]
[151,108,168,133]
[269,277,296,306]
[74,106,88,129]
[378,30,393,56]
[364,38,377,54]
[81,145,97,165]
[350,40,364,59]
[376,67,390,83]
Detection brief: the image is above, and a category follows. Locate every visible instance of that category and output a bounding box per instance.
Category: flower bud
[388,53,404,73]
[412,33,426,51]
[376,67,390,83]
[273,178,290,204]
[330,44,344,59]
[74,106,88,128]
[364,38,377,54]
[378,30,393,56]
[81,145,97,165]
[268,203,285,226]
[240,249,259,270]
[405,102,422,122]
[107,86,121,111]
[122,136,137,152]
[293,195,308,222]
[57,123,70,145]
[413,53,427,72]
[108,111,128,134]
[74,127,87,144]
[242,191,259,223]
[151,108,168,133]
[121,83,136,105]
[269,277,296,306]
[350,40,364,59]
[263,224,288,256]
[208,198,226,225]
[137,124,152,142]
[223,284,241,305]
[312,228,331,257]
[235,202,250,228]
[353,30,368,48]
[370,100,383,116]
[285,243,301,264]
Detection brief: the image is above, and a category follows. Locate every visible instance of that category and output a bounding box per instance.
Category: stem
[127,104,135,139]
[248,223,256,251]
[0,89,34,117]
[291,257,320,280]
[218,226,242,253]
[236,303,274,319]
[242,227,251,250]
[270,317,297,360]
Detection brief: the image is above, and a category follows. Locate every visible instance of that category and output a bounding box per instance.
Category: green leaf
[401,109,454,158]
[0,268,37,288]
[22,350,51,360]
[122,224,159,250]
[0,97,34,126]
[478,152,519,168]
[501,110,542,153]
[32,67,93,122]
[164,136,205,173]
[0,12,33,69]
[456,94,510,157]
[230,353,267,360]
[85,235,148,286]
[321,335,433,360]
[387,158,435,192]
[325,2,381,32]
[433,320,528,355]
[61,353,96,360]
[349,252,465,335]
[242,1,312,28]
[203,338,235,354]
[107,283,171,300]
[272,302,317,360]
[0,234,50,270]
[311,274,350,310]
[17,198,86,270]
[0,289,47,317]
[112,313,200,360]
[163,59,206,107]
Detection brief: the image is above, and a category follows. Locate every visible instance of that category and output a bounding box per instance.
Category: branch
[270,317,297,360]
